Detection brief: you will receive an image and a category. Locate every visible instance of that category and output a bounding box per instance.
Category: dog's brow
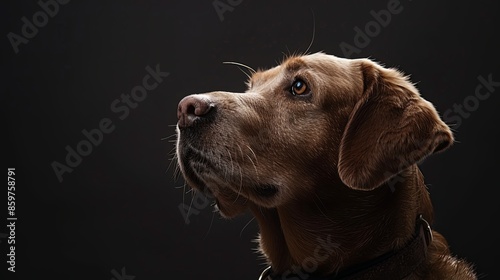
[284,58,307,74]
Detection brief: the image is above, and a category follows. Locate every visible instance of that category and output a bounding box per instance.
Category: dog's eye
[291,79,308,96]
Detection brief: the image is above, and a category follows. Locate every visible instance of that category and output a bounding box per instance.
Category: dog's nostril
[185,103,196,116]
[177,95,213,128]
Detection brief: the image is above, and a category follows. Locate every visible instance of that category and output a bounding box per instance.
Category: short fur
[175,53,477,279]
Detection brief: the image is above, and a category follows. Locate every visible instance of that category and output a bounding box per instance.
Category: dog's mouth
[180,155,280,200]
[177,142,282,211]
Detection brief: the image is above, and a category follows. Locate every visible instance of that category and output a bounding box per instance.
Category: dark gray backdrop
[3,0,499,279]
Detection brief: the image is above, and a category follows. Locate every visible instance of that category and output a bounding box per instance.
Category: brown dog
[175,53,477,279]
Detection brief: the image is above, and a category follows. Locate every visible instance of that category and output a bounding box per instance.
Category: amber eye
[291,79,308,95]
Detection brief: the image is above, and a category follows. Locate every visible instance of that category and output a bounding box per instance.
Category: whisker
[240,216,256,237]
[233,144,245,203]
[246,154,258,181]
[223,61,256,73]
[166,147,178,173]
[167,148,176,158]
[237,67,252,80]
[167,157,177,174]
[169,150,181,181]
[173,165,181,180]
[161,134,177,141]
[303,9,316,55]
[182,181,187,206]
[203,210,216,240]
[234,163,244,204]
[223,62,253,81]
[174,183,185,189]
[245,145,258,166]
[186,189,196,219]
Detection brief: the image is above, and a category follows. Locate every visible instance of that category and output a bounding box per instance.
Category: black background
[2,0,499,279]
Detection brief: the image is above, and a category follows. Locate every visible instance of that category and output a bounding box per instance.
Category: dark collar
[259,215,433,280]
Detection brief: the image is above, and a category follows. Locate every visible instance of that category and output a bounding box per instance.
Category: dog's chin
[194,183,283,218]
[197,181,250,219]
[214,197,248,218]
[178,164,283,217]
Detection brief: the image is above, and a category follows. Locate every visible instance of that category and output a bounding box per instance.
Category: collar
[259,215,433,280]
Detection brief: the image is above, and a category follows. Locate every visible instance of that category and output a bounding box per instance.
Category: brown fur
[175,53,477,279]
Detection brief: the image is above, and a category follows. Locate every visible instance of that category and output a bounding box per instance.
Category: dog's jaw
[250,167,425,276]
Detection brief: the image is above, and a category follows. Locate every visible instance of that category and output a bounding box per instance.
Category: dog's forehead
[281,53,347,73]
[252,53,351,81]
[299,53,353,71]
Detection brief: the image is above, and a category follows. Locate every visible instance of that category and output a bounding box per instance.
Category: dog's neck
[250,165,433,276]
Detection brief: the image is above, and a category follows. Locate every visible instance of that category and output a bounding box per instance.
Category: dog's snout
[177,95,213,128]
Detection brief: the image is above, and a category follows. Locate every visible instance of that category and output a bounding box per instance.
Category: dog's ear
[338,59,453,191]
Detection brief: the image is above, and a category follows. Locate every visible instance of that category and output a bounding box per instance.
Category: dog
[175,53,477,279]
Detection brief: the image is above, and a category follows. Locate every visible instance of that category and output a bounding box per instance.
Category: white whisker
[240,216,256,237]
[203,210,216,240]
[173,183,185,189]
[223,61,256,73]
[166,146,178,174]
[186,189,196,219]
[161,134,177,141]
[246,145,258,166]
[182,181,187,206]
[233,144,245,203]
[246,154,258,181]
[303,10,316,55]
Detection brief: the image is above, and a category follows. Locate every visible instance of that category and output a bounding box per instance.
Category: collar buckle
[417,214,433,248]
[258,266,272,280]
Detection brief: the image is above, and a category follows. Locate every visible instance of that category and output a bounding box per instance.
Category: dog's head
[175,52,453,217]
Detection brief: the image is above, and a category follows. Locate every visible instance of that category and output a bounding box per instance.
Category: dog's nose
[177,95,213,128]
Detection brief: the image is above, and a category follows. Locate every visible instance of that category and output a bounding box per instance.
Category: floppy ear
[338,59,454,191]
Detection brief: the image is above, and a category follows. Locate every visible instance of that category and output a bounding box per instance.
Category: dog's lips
[178,137,281,208]
[177,142,216,189]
